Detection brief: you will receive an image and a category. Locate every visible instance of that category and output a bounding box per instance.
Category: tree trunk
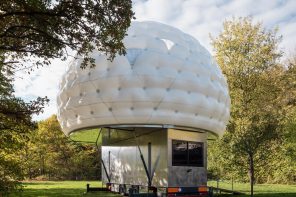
[249,153,255,197]
[41,155,45,175]
[29,166,32,179]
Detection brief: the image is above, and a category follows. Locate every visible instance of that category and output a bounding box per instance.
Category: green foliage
[209,17,296,186]
[0,1,133,193]
[22,115,100,181]
[267,56,296,184]
[210,17,291,195]
[0,0,134,70]
[0,55,48,194]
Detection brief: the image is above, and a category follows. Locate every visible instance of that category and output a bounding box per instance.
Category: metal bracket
[101,159,111,183]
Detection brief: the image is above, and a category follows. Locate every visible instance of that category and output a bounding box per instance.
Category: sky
[13,0,296,121]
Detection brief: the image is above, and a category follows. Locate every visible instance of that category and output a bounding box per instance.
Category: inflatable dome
[57,21,230,138]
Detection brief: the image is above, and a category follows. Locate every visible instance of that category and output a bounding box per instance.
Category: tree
[211,17,283,196]
[273,54,296,183]
[22,115,100,181]
[1,1,133,192]
[208,52,296,185]
[0,54,48,193]
[0,0,134,70]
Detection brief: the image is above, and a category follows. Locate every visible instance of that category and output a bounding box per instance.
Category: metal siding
[168,129,207,187]
[101,128,168,187]
[102,128,208,188]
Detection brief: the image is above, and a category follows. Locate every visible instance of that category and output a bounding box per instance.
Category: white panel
[57,21,231,136]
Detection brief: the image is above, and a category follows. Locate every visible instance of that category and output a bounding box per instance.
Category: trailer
[56,21,230,197]
[100,127,211,197]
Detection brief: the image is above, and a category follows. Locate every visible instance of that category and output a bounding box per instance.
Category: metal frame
[68,123,218,138]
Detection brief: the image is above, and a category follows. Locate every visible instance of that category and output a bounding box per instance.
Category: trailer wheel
[119,184,126,195]
[128,185,139,196]
[134,185,139,193]
[123,184,127,195]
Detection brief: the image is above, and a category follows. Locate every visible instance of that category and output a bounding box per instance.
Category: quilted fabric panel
[57,21,230,136]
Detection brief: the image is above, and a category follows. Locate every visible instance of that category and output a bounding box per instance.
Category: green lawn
[9,181,296,197]
[11,181,121,197]
[208,180,296,197]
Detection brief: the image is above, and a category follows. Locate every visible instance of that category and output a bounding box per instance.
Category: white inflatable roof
[57,21,230,137]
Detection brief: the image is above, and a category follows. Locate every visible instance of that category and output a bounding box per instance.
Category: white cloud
[13,0,296,121]
[14,58,69,120]
[133,0,296,52]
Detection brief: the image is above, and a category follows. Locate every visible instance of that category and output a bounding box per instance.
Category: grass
[208,180,296,197]
[10,181,121,197]
[8,181,296,197]
[69,128,102,144]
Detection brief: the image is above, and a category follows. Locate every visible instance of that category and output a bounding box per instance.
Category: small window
[188,142,203,166]
[172,140,188,166]
[172,140,204,167]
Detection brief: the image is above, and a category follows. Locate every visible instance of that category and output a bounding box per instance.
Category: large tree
[0,0,133,193]
[22,115,100,180]
[211,17,283,196]
[208,52,296,185]
[0,0,134,70]
[273,54,296,183]
[0,54,48,193]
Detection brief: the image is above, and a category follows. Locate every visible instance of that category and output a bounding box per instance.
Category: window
[172,140,187,166]
[188,142,203,166]
[172,140,204,167]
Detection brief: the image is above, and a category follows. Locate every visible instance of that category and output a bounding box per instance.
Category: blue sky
[13,0,296,120]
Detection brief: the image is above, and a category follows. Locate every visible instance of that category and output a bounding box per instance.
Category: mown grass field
[11,181,120,197]
[9,181,296,197]
[208,180,296,197]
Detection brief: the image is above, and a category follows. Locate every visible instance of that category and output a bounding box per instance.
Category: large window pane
[172,140,204,167]
[172,140,188,166]
[188,142,203,167]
